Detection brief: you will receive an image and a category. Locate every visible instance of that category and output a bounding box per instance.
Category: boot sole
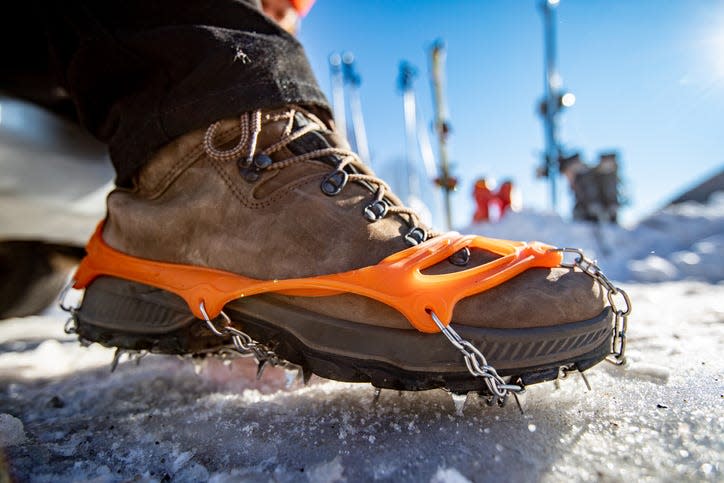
[75,277,613,393]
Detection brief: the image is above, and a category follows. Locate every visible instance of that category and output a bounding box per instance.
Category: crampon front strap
[73,223,562,333]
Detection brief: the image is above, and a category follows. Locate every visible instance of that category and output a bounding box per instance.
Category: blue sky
[299,0,724,228]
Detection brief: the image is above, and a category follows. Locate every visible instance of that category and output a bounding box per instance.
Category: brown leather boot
[73,107,614,394]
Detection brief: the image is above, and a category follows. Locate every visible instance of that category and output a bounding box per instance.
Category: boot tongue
[286,112,346,168]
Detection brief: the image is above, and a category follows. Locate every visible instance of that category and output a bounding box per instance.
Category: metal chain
[427,246,631,398]
[429,311,524,399]
[60,248,629,398]
[198,302,294,370]
[59,280,80,334]
[550,248,631,365]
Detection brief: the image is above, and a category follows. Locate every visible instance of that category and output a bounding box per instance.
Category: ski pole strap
[73,223,562,333]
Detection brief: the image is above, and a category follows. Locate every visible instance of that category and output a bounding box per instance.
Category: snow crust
[0,413,27,447]
[466,192,724,283]
[1,195,722,481]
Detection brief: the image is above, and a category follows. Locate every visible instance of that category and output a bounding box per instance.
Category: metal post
[342,53,371,168]
[328,53,347,141]
[430,40,454,230]
[541,0,560,211]
[398,62,420,201]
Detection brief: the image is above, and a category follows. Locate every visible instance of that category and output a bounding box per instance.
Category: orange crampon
[73,223,562,333]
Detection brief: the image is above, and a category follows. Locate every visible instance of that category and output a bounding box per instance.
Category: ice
[2,301,721,482]
[450,393,467,416]
[0,413,27,446]
[306,456,345,483]
[0,194,722,481]
[430,467,471,483]
[625,363,670,384]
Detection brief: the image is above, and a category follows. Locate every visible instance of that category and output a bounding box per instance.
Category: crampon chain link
[551,248,631,365]
[198,301,296,370]
[59,247,630,400]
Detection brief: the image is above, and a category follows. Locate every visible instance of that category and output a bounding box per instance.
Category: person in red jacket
[496,179,514,219]
[473,178,495,222]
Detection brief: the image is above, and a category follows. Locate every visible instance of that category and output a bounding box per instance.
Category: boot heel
[75,276,229,353]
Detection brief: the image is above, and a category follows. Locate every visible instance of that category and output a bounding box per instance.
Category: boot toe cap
[453,267,606,329]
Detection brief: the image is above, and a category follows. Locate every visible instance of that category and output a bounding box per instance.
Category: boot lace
[203,108,440,246]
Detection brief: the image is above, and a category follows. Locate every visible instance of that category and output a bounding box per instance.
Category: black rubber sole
[75,276,614,393]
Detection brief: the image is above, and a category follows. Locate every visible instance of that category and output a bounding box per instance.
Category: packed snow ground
[1,197,723,482]
[466,192,724,284]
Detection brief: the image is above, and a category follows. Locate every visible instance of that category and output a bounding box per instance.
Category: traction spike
[256,360,269,380]
[193,359,204,375]
[129,350,147,366]
[110,348,124,373]
[579,371,592,391]
[372,387,382,406]
[301,366,312,385]
[513,392,525,415]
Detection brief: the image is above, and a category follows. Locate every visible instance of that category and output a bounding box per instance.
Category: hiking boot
[71,107,613,393]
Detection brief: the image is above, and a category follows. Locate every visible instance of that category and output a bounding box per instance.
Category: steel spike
[256,360,269,380]
[579,371,592,391]
[193,359,204,375]
[513,392,525,414]
[372,387,382,406]
[301,366,312,385]
[110,348,124,373]
[131,351,146,366]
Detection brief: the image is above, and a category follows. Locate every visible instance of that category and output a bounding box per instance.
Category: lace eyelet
[238,159,262,183]
[404,226,427,246]
[237,157,252,168]
[321,169,349,196]
[363,200,388,222]
[448,247,471,266]
[253,154,273,169]
[242,169,261,183]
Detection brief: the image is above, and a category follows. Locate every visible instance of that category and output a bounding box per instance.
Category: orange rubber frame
[73,223,562,333]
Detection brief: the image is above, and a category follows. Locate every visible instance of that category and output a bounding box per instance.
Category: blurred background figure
[495,179,519,219]
[472,177,521,224]
[261,0,316,34]
[559,151,621,223]
[472,177,495,223]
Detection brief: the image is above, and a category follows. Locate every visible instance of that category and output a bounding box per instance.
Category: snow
[0,413,27,446]
[1,196,723,481]
[466,192,724,284]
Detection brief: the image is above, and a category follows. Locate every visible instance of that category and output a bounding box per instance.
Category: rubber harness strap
[73,223,562,333]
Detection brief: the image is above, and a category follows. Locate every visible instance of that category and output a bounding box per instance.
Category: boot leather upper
[103,109,604,330]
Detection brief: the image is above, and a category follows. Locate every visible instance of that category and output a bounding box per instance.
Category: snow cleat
[60,107,630,399]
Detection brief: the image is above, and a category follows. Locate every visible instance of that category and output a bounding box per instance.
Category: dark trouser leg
[39,0,329,185]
